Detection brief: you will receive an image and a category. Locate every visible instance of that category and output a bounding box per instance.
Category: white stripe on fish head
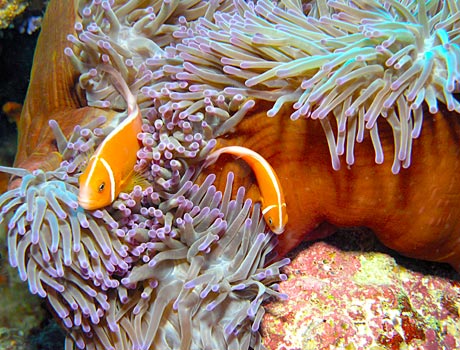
[100,157,116,203]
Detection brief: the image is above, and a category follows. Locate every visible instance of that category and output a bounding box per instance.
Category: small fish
[2,101,22,124]
[78,65,142,210]
[205,146,288,234]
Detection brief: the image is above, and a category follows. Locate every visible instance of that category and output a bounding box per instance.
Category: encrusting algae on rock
[262,230,460,349]
[1,0,460,349]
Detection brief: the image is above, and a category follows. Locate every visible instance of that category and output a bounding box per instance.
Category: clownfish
[78,65,142,210]
[205,146,288,234]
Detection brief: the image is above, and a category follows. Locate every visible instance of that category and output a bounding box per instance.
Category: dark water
[0,28,38,166]
[0,9,66,350]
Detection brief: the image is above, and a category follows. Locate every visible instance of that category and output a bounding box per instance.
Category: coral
[0,0,27,30]
[0,0,47,33]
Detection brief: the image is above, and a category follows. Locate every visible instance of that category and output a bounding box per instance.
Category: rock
[262,229,460,350]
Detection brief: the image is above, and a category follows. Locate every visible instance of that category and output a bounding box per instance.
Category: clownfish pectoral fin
[131,171,151,191]
[120,170,150,194]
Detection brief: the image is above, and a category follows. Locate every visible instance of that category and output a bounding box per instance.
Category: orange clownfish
[78,66,142,210]
[205,146,288,234]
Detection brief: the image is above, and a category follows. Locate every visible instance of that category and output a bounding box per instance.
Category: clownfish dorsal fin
[97,64,138,116]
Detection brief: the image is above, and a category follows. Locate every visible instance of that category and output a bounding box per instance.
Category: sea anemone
[164,0,460,174]
[68,0,460,174]
[76,170,289,350]
[3,0,460,348]
[0,114,288,349]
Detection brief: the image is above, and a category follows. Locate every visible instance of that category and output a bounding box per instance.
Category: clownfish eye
[98,182,106,192]
[268,217,273,225]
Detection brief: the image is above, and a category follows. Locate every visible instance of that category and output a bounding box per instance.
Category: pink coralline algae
[262,229,460,350]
